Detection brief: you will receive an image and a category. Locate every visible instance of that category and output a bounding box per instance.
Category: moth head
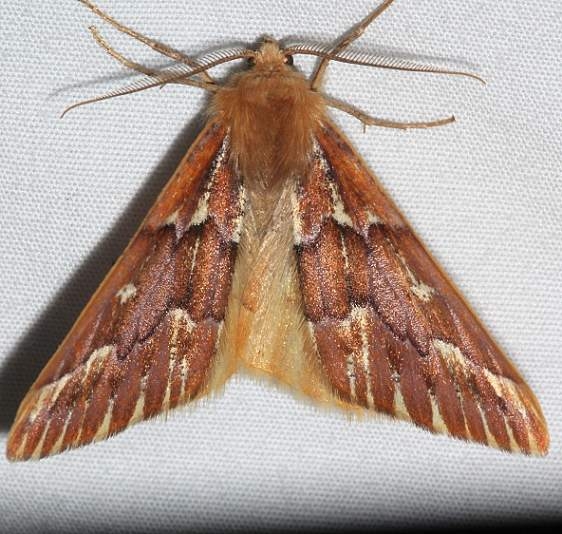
[248,37,294,69]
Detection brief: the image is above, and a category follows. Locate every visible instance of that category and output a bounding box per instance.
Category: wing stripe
[354,307,375,409]
[398,342,433,429]
[430,347,468,439]
[317,219,351,319]
[367,312,395,414]
[143,317,173,418]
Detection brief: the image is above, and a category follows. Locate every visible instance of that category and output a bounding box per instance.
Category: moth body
[212,40,325,183]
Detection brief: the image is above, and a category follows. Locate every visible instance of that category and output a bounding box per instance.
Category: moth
[7,0,548,460]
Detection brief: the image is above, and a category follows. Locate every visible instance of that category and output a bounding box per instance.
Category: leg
[80,0,215,84]
[89,26,217,93]
[90,26,157,77]
[325,95,455,130]
[311,0,396,90]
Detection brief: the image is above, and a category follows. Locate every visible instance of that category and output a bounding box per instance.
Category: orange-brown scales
[212,38,326,183]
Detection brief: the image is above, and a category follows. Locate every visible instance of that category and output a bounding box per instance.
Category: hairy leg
[89,26,217,93]
[324,94,455,130]
[80,0,214,84]
[311,0,396,90]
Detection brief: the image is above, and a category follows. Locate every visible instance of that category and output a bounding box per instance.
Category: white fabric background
[1,1,561,532]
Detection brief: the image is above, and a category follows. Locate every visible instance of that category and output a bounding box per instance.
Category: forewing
[293,121,548,454]
[7,119,245,460]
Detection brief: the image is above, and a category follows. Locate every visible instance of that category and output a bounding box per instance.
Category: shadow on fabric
[0,110,207,433]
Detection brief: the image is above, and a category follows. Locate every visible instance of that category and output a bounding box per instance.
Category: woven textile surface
[1,1,561,532]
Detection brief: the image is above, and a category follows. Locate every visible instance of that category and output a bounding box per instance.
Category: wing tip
[5,441,22,462]
[529,424,550,457]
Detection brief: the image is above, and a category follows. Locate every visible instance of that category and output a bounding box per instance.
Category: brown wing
[293,120,548,455]
[7,119,245,460]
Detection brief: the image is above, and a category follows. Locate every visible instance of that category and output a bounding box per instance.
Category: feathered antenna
[286,43,485,84]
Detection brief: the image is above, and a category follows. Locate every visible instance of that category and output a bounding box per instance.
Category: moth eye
[247,56,256,67]
[284,54,294,66]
